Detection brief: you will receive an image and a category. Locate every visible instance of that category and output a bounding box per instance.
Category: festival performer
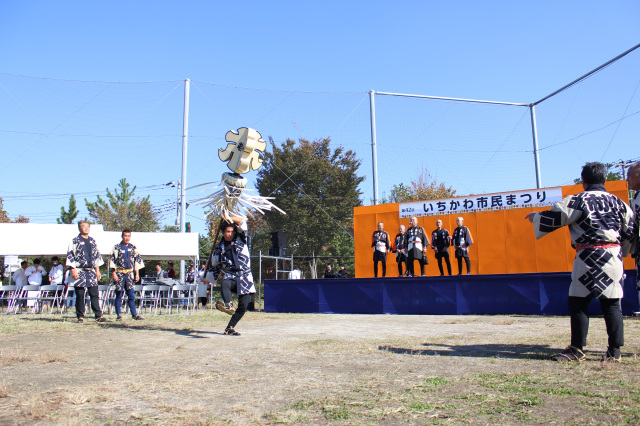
[190,127,285,334]
[452,217,473,275]
[431,219,452,276]
[405,216,428,277]
[371,222,390,277]
[109,229,145,321]
[208,217,256,336]
[626,161,640,314]
[526,162,635,362]
[392,224,408,276]
[66,221,107,323]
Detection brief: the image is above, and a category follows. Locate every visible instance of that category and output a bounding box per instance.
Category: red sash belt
[575,243,620,251]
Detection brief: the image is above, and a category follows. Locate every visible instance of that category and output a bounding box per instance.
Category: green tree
[380,168,456,203]
[0,197,29,223]
[573,162,623,184]
[85,178,160,232]
[254,137,364,278]
[57,194,79,224]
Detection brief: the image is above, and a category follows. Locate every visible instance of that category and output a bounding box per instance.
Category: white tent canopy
[0,223,199,261]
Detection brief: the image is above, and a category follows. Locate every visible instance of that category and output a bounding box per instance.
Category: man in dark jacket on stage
[405,216,428,277]
[452,217,473,275]
[431,219,452,276]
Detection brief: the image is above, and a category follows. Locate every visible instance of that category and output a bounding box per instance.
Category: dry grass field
[1,310,640,425]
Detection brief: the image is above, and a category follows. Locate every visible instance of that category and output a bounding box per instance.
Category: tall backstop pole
[529,105,542,188]
[369,90,379,205]
[180,78,190,282]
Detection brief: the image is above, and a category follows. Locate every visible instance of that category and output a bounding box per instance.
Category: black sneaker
[77,317,84,323]
[116,315,122,321]
[95,316,108,323]
[132,315,144,321]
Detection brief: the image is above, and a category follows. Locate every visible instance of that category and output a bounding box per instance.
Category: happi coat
[405,225,428,260]
[452,226,473,258]
[631,190,640,287]
[532,184,635,299]
[66,234,104,288]
[109,242,145,291]
[371,230,390,261]
[209,221,256,296]
[392,232,408,262]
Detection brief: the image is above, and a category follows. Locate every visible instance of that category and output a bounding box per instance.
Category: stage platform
[264,270,639,316]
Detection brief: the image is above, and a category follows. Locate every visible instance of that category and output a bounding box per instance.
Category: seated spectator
[337,264,348,279]
[166,261,176,279]
[324,263,337,279]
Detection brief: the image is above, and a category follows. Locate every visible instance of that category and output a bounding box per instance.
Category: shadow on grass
[16,316,226,338]
[379,343,555,360]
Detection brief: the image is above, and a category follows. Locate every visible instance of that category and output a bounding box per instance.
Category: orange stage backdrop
[353,181,633,278]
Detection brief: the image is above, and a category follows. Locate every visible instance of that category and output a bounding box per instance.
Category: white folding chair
[169,284,195,314]
[12,285,41,314]
[59,284,76,314]
[0,285,17,314]
[37,284,62,314]
[158,285,171,313]
[140,285,160,314]
[97,285,113,314]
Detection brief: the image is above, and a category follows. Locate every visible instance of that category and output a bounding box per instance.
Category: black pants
[396,255,408,276]
[407,255,425,276]
[456,256,470,275]
[568,296,623,351]
[373,260,387,277]
[436,251,452,275]
[75,286,102,319]
[221,278,252,329]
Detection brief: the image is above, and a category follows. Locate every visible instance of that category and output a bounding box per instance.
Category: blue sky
[1,0,639,235]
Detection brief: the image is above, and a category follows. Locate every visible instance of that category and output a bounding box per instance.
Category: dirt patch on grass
[1,312,640,424]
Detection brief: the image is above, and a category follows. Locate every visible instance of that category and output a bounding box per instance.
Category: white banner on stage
[399,187,563,219]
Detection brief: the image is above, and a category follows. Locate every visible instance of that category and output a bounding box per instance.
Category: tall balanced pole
[180,78,190,282]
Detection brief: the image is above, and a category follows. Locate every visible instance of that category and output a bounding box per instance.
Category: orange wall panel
[353,181,634,278]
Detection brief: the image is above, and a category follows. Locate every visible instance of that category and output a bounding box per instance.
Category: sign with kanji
[399,187,563,219]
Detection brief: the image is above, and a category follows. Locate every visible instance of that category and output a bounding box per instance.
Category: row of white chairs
[0,284,206,315]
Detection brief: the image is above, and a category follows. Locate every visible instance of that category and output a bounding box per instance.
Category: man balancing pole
[206,216,256,336]
[526,162,635,362]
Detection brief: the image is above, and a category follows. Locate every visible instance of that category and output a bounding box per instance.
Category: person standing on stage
[67,221,107,323]
[431,219,453,276]
[392,224,408,276]
[626,161,640,314]
[526,162,635,362]
[371,222,390,277]
[209,217,256,336]
[452,217,473,275]
[405,216,428,277]
[109,229,144,321]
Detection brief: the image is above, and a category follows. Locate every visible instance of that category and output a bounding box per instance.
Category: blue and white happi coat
[210,221,256,295]
[66,234,104,288]
[532,184,636,299]
[109,242,145,291]
[631,190,640,288]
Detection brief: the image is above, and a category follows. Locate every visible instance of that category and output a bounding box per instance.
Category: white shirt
[13,268,28,288]
[49,264,64,284]
[288,269,302,279]
[25,265,46,285]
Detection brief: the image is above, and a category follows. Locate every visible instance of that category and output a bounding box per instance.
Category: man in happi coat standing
[526,162,635,362]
